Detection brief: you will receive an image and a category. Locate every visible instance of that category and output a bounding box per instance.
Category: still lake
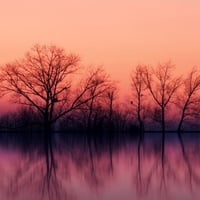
[0,132,200,200]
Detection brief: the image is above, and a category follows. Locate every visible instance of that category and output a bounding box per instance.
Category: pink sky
[0,0,200,111]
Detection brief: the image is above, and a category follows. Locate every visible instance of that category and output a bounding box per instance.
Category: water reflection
[1,133,200,199]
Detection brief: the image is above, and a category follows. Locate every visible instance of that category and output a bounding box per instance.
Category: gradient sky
[0,0,200,107]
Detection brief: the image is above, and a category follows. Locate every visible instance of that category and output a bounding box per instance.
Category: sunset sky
[0,0,200,110]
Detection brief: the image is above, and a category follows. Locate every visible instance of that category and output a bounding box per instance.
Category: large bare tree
[0,45,110,133]
[131,65,147,134]
[144,62,181,133]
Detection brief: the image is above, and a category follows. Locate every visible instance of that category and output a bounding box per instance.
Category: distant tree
[131,65,147,134]
[112,105,133,133]
[175,67,200,132]
[152,106,162,123]
[13,107,40,133]
[104,85,118,132]
[0,45,111,134]
[144,62,181,133]
[0,112,14,132]
[77,67,112,133]
[0,106,39,133]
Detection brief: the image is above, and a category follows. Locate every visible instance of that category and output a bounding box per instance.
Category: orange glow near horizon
[1,0,200,112]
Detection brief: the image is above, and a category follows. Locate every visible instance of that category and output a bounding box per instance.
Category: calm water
[0,132,200,200]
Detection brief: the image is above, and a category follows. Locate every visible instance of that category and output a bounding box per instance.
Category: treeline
[0,44,200,134]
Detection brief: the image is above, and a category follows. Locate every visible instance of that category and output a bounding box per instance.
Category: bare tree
[144,62,181,133]
[98,83,118,132]
[105,85,117,123]
[131,65,147,134]
[78,67,112,133]
[176,67,200,132]
[0,45,111,134]
[0,45,80,133]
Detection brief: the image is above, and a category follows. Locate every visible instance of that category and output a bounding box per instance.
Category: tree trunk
[177,116,184,133]
[177,104,187,133]
[44,113,52,134]
[87,97,94,133]
[161,106,165,134]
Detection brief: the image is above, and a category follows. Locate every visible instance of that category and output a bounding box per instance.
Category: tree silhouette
[175,67,200,132]
[1,45,80,133]
[131,65,147,134]
[144,62,181,133]
[104,84,118,132]
[0,45,111,134]
[77,67,112,133]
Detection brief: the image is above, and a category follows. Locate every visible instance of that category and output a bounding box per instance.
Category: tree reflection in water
[1,133,200,199]
[4,133,70,200]
[134,132,200,200]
